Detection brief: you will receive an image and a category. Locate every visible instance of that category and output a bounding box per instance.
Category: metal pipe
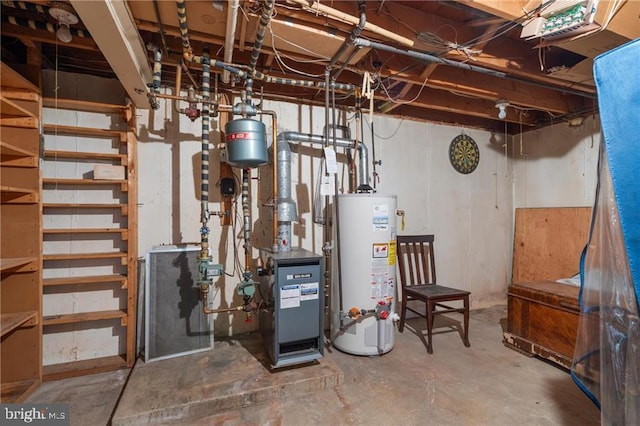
[222,0,240,84]
[327,0,365,68]
[242,168,251,270]
[2,15,90,39]
[248,0,275,74]
[148,49,162,110]
[181,61,200,90]
[289,0,414,47]
[152,0,169,57]
[323,67,335,317]
[353,38,597,99]
[246,0,275,106]
[199,47,211,264]
[328,0,366,82]
[200,285,244,314]
[173,62,183,113]
[330,79,345,324]
[262,110,279,252]
[175,0,193,61]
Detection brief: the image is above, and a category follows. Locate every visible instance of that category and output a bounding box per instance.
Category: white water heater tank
[332,194,397,355]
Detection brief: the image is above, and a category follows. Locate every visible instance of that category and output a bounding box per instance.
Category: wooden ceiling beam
[379,59,585,115]
[1,25,99,51]
[379,63,439,114]
[315,1,595,93]
[456,0,534,23]
[375,84,537,125]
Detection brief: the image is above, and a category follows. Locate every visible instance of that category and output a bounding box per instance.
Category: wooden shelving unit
[41,97,138,381]
[0,61,43,403]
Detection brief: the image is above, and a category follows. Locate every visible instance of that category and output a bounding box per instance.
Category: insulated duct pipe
[275,131,371,252]
[352,38,597,99]
[222,0,239,84]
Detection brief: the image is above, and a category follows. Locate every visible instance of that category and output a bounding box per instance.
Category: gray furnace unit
[258,248,324,368]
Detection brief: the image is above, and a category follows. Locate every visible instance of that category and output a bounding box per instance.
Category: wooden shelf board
[43,124,123,139]
[1,185,36,195]
[43,355,127,382]
[0,117,38,129]
[43,309,126,326]
[1,95,36,119]
[0,185,38,203]
[43,178,127,186]
[44,274,127,287]
[43,98,127,114]
[0,140,36,157]
[0,155,38,168]
[1,311,38,337]
[44,150,126,162]
[43,252,127,261]
[1,257,37,272]
[1,379,40,403]
[44,202,126,209]
[44,228,127,235]
[1,62,40,92]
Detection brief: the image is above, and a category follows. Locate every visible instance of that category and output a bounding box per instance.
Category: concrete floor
[27,305,601,425]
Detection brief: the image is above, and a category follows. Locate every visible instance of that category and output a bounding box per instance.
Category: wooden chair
[396,235,471,353]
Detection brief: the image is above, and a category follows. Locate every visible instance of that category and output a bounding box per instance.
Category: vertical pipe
[242,168,251,270]
[222,0,240,84]
[173,61,183,113]
[331,81,344,316]
[246,0,275,106]
[175,0,193,60]
[148,49,162,110]
[263,111,279,252]
[200,48,211,258]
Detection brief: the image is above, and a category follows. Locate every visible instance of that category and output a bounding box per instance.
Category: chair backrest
[396,235,437,288]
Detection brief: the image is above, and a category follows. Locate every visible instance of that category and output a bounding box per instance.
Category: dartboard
[449,134,480,174]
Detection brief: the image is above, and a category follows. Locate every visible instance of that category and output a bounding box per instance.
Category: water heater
[332,194,397,355]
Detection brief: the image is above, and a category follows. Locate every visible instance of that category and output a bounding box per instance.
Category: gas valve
[375,299,392,320]
[185,103,201,121]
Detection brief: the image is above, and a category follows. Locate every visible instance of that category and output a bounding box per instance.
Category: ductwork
[276,131,371,252]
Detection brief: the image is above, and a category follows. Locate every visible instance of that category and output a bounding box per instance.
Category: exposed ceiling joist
[70,0,152,108]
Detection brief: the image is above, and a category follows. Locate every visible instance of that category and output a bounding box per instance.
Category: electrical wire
[363,115,405,140]
[268,23,326,78]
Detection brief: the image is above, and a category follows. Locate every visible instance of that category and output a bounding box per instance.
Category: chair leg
[426,300,434,354]
[463,295,470,348]
[399,298,407,333]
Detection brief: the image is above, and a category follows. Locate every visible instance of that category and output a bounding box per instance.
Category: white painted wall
[137,93,515,339]
[42,71,602,352]
[511,115,600,208]
[41,71,129,365]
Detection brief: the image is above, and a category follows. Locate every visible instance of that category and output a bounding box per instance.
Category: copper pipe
[200,285,244,315]
[174,62,183,113]
[262,110,279,252]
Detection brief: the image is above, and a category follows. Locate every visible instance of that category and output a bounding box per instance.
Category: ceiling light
[48,2,79,43]
[495,99,509,120]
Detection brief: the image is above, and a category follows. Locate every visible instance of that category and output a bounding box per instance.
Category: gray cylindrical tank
[225,118,268,168]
